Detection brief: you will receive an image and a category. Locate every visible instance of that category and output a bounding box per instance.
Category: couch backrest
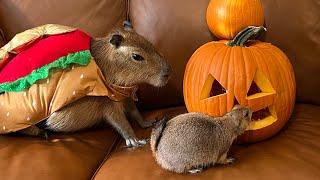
[0,0,126,38]
[1,0,319,108]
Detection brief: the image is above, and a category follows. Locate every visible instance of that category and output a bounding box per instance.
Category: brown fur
[150,106,252,173]
[20,26,171,147]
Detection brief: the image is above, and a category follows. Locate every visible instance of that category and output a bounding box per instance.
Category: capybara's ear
[109,34,124,48]
[123,20,133,31]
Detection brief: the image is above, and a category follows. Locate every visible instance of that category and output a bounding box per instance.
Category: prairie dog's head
[91,26,172,87]
[227,105,252,135]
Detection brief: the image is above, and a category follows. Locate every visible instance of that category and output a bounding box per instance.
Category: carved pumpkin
[183,27,296,143]
[206,0,264,39]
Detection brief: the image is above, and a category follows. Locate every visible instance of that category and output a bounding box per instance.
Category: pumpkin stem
[227,26,267,47]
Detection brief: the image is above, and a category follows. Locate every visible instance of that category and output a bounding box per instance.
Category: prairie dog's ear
[109,34,124,48]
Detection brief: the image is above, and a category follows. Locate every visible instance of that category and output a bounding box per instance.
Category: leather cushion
[93,104,320,179]
[261,0,320,105]
[0,0,126,39]
[131,0,320,107]
[0,28,5,47]
[0,128,118,180]
[131,0,214,109]
[1,0,319,106]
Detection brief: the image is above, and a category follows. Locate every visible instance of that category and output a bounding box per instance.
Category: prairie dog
[150,106,252,173]
[21,24,172,148]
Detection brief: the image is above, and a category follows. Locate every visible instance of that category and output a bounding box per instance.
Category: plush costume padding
[0,24,137,133]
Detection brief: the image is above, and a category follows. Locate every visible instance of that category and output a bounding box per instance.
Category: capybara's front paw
[125,138,147,148]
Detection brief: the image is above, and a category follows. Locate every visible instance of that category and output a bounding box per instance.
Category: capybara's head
[91,26,172,87]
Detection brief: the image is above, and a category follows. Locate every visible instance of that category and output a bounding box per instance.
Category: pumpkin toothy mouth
[252,108,270,121]
[199,71,278,131]
[248,106,277,130]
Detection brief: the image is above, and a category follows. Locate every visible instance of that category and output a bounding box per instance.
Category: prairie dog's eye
[132,53,144,61]
[243,109,249,117]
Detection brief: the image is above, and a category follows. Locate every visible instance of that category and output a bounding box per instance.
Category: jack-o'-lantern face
[200,69,276,130]
[183,38,296,143]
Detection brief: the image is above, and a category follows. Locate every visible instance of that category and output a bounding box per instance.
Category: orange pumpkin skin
[183,39,296,143]
[206,0,265,39]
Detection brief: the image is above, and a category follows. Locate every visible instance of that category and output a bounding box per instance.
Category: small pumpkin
[183,26,296,143]
[206,0,265,39]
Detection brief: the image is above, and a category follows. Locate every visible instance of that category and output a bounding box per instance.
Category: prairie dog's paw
[39,129,50,140]
[188,168,203,174]
[140,119,157,128]
[226,157,236,164]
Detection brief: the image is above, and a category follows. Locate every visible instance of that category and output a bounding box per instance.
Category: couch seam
[90,133,121,180]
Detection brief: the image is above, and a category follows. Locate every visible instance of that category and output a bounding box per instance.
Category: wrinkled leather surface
[0,28,5,47]
[0,0,319,179]
[0,104,319,179]
[0,0,319,106]
[0,0,126,39]
[93,104,320,179]
[261,0,320,105]
[131,0,320,107]
[131,0,214,109]
[0,128,118,180]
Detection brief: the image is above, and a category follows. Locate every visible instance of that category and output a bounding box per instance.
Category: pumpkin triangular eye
[246,69,275,99]
[210,79,226,97]
[200,74,227,99]
[247,81,262,96]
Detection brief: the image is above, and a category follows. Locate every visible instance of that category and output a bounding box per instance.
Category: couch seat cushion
[0,128,118,180]
[93,104,320,180]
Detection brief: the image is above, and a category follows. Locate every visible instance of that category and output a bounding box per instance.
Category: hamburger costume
[0,24,137,133]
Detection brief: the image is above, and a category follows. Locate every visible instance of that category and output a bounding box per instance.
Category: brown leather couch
[0,0,319,179]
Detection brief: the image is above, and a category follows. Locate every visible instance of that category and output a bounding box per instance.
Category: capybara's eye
[132,53,144,61]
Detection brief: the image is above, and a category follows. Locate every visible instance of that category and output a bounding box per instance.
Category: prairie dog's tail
[150,116,169,153]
